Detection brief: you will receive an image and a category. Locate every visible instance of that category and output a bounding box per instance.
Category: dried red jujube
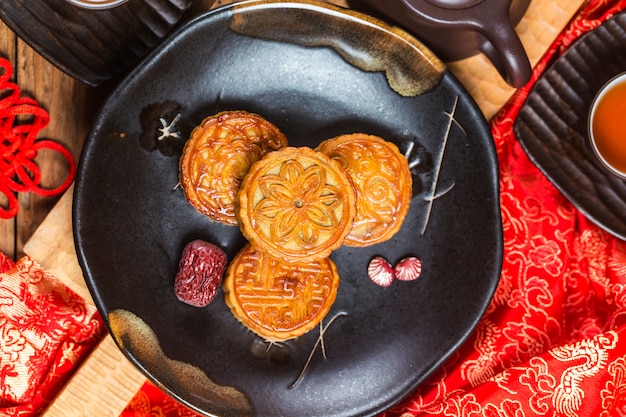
[174,239,227,307]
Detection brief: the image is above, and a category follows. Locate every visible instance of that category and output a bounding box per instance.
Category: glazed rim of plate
[64,0,129,10]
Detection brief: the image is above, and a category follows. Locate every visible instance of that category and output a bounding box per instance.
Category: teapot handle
[480,19,532,88]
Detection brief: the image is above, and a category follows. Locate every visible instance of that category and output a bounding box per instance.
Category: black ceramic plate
[74,1,502,416]
[514,10,626,240]
[0,0,192,86]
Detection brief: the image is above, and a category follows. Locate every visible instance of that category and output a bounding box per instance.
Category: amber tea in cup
[588,73,626,179]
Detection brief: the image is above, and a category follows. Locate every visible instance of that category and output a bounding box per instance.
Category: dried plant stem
[289,312,347,389]
[421,96,464,235]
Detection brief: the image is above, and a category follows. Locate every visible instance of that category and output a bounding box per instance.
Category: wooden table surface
[0,0,586,415]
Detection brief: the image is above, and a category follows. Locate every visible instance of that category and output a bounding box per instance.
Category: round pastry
[180,111,288,225]
[316,133,412,246]
[237,146,356,263]
[223,244,340,342]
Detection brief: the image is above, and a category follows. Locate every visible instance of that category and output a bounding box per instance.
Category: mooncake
[316,133,412,246]
[180,111,288,225]
[237,146,356,262]
[223,244,340,342]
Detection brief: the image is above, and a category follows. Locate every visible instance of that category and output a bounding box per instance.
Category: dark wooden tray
[515,10,626,239]
[0,0,193,86]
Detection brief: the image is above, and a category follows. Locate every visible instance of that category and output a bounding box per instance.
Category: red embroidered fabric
[0,252,105,416]
[0,58,76,219]
[119,1,626,416]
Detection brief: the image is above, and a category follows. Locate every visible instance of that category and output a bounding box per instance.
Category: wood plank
[23,184,93,303]
[42,335,147,417]
[14,39,106,259]
[0,18,17,259]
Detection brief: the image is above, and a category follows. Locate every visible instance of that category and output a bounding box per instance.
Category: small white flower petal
[394,257,422,281]
[368,256,394,287]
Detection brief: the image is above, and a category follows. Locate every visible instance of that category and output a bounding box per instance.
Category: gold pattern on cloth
[600,356,626,417]
[550,331,618,417]
[0,255,104,411]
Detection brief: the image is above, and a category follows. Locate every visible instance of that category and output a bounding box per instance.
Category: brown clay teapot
[348,0,532,88]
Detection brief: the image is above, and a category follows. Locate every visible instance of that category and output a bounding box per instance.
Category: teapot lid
[423,0,485,10]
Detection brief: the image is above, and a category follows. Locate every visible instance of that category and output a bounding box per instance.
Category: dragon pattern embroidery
[550,331,618,417]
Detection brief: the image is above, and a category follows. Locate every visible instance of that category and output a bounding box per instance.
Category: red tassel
[0,57,75,218]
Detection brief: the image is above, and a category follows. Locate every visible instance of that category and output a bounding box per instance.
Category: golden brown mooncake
[316,133,412,246]
[223,244,340,342]
[237,146,356,263]
[180,111,288,225]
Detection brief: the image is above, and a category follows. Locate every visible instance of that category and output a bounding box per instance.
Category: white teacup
[65,0,128,9]
[588,72,626,179]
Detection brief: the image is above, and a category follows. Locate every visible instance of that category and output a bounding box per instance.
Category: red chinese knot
[0,57,75,218]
